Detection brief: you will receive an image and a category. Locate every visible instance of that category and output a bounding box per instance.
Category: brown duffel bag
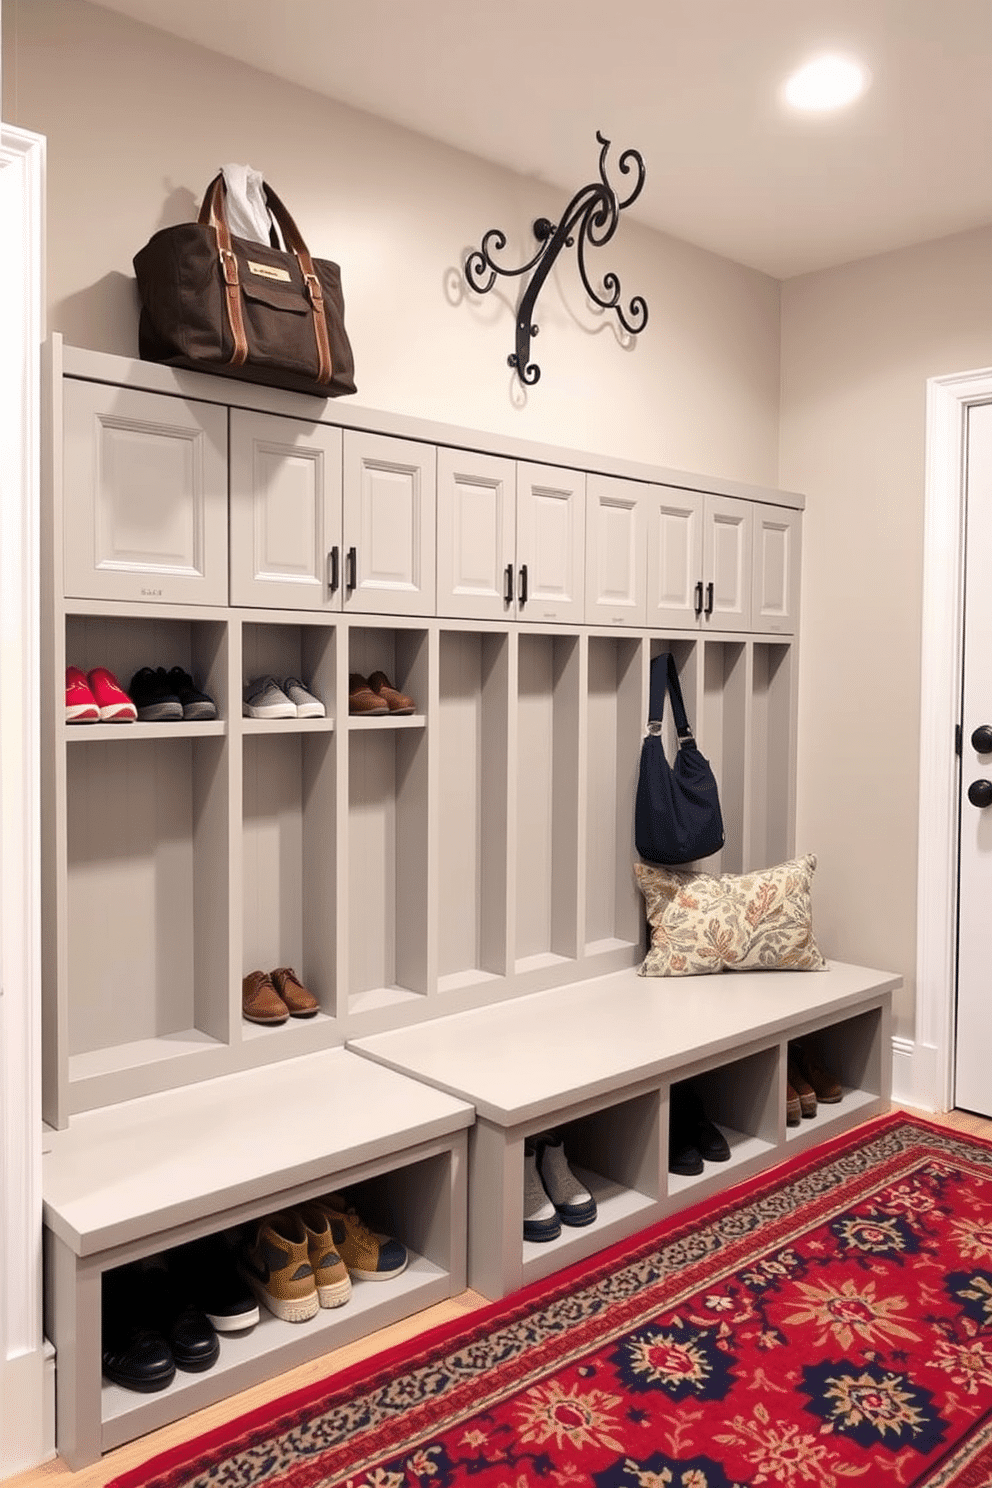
[133,173,356,398]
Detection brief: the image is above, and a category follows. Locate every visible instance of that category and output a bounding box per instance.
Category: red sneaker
[65,666,99,723]
[87,667,137,723]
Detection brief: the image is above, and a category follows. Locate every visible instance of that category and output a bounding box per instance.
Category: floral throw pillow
[634,853,827,977]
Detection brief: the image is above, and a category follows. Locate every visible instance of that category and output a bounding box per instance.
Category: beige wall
[1,0,781,485]
[780,226,992,1040]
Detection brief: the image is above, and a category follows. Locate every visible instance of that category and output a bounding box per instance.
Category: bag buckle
[647,720,663,735]
[220,248,240,286]
[304,272,324,306]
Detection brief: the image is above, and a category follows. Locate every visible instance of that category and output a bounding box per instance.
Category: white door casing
[951,401,992,1114]
[915,367,992,1115]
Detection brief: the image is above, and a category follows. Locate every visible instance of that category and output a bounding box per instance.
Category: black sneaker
[170,1234,259,1333]
[165,667,218,722]
[128,667,183,722]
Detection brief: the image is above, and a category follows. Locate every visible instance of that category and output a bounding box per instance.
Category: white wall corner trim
[0,122,51,1479]
[916,366,992,1117]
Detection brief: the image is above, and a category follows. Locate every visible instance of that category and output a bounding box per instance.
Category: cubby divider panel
[585,635,643,955]
[241,729,336,1030]
[514,632,581,972]
[750,643,795,869]
[66,732,229,1081]
[438,629,510,992]
[702,640,747,874]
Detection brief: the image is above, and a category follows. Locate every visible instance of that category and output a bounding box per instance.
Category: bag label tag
[247,260,292,282]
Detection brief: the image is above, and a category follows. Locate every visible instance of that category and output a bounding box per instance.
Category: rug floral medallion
[114,1116,992,1488]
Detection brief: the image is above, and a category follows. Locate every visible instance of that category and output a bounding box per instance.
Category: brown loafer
[787,1060,817,1118]
[368,670,415,715]
[799,1046,843,1103]
[348,673,388,715]
[271,966,319,1018]
[786,1082,802,1126]
[242,970,289,1025]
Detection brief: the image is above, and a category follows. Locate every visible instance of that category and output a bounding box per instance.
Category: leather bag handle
[647,653,695,744]
[198,173,332,385]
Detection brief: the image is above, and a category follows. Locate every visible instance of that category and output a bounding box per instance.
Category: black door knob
[968,779,992,808]
[972,725,992,754]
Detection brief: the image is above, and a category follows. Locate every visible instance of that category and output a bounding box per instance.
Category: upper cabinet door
[703,495,753,630]
[515,462,586,624]
[645,485,704,629]
[585,474,647,626]
[229,410,343,610]
[63,381,227,606]
[436,448,516,621]
[343,431,437,616]
[752,503,801,634]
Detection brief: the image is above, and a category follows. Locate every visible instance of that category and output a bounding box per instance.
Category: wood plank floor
[10,1104,990,1488]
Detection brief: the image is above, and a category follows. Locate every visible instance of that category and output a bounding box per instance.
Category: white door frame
[914,366,992,1114]
[0,122,49,1477]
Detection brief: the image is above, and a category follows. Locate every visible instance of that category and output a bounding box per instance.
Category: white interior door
[955,399,992,1115]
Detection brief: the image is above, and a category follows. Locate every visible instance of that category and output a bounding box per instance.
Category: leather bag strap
[261,183,333,386]
[199,174,248,368]
[648,653,694,742]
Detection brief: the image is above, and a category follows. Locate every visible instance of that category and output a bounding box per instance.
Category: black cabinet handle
[518,563,529,606]
[504,563,514,605]
[694,580,704,617]
[704,581,714,618]
[972,724,992,754]
[346,546,357,593]
[327,546,340,594]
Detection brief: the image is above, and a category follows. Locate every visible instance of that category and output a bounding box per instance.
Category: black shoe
[170,1234,259,1333]
[682,1085,732,1163]
[140,1256,220,1373]
[102,1264,175,1393]
[668,1088,704,1176]
[128,667,183,722]
[165,667,218,722]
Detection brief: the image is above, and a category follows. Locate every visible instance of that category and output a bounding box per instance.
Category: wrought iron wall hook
[464,131,648,385]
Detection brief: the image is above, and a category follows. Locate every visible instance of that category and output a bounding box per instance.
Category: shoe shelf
[350,960,898,1300]
[42,1048,472,1467]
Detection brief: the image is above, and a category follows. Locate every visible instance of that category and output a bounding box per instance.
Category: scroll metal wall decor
[464,131,648,386]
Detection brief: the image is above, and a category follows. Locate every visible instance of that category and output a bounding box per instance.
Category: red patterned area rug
[111,1114,992,1488]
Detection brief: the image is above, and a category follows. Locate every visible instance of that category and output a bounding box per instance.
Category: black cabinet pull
[346,546,357,592]
[504,563,514,605]
[327,546,340,594]
[518,563,529,606]
[704,581,714,617]
[694,580,704,617]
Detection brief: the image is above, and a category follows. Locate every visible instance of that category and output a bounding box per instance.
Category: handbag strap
[198,174,333,386]
[648,653,694,743]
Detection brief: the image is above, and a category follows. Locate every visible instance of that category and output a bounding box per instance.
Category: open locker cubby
[750,642,796,869]
[584,634,643,956]
[786,1006,887,1143]
[240,617,336,728]
[514,631,581,974]
[702,639,748,874]
[666,1047,779,1199]
[437,627,510,994]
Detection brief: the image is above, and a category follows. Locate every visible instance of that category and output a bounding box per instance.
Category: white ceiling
[93,0,992,279]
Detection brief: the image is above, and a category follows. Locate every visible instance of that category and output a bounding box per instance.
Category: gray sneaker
[243,677,295,719]
[284,677,325,718]
[523,1141,560,1242]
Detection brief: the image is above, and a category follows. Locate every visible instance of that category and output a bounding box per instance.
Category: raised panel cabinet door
[752,503,801,634]
[703,495,753,630]
[343,431,437,616]
[436,448,516,620]
[585,474,648,626]
[229,410,343,610]
[63,381,227,605]
[515,462,586,624]
[645,485,704,629]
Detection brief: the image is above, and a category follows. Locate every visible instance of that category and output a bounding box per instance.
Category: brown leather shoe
[787,1058,817,1118]
[348,673,388,715]
[242,970,289,1025]
[368,670,415,714]
[785,1082,802,1126]
[271,966,319,1018]
[796,1044,843,1103]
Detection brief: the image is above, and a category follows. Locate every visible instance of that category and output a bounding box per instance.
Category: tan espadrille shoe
[241,970,289,1026]
[270,967,319,1019]
[348,673,389,715]
[296,1205,352,1307]
[237,1212,318,1322]
[367,670,415,715]
[310,1194,408,1281]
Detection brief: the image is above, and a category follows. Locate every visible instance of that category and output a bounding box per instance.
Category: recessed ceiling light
[783,55,868,112]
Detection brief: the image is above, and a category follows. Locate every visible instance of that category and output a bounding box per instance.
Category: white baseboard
[0,1344,55,1480]
[891,1035,946,1114]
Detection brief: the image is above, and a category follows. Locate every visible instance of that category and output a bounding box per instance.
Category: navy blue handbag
[635,653,725,865]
